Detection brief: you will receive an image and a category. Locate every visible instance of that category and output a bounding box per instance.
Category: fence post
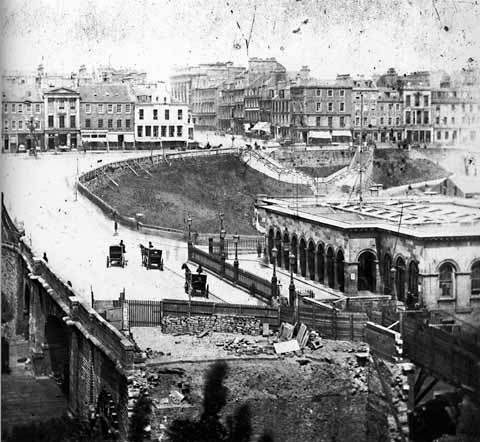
[208,237,213,254]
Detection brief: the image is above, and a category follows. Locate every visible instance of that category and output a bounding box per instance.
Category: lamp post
[25,115,39,156]
[233,233,239,282]
[219,212,225,256]
[187,214,192,259]
[271,247,278,300]
[289,253,296,307]
[220,225,226,275]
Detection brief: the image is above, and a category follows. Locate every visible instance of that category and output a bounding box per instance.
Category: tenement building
[257,195,480,322]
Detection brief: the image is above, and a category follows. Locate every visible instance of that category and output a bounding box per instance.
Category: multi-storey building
[190,77,222,129]
[43,87,81,149]
[79,84,135,149]
[375,87,403,143]
[217,79,235,133]
[271,80,292,139]
[244,74,267,128]
[2,86,44,152]
[403,86,432,144]
[351,78,378,143]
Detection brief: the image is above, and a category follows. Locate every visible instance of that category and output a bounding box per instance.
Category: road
[0,152,262,306]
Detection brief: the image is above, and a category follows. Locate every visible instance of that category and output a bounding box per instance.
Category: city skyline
[1,0,480,82]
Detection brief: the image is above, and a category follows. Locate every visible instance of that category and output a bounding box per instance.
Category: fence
[128,298,279,328]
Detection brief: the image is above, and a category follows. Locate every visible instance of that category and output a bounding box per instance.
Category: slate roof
[79,84,134,102]
[2,85,43,102]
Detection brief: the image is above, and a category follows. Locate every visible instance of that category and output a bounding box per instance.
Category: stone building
[403,86,432,145]
[257,195,480,321]
[79,84,135,149]
[376,87,403,143]
[2,86,44,152]
[43,87,81,150]
[190,77,222,129]
[351,78,378,143]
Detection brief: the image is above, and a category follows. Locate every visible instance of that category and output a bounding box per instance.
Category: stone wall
[272,148,354,169]
[161,314,261,335]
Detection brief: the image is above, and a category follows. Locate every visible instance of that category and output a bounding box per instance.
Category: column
[374,260,383,294]
[311,250,317,280]
[323,254,329,286]
[333,257,339,290]
[343,261,359,295]
[67,133,71,147]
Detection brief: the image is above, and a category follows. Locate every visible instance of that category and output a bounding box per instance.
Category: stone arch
[267,227,274,264]
[395,256,407,302]
[471,259,480,296]
[438,260,458,299]
[326,246,335,288]
[408,260,419,296]
[282,231,290,270]
[336,249,345,292]
[290,234,298,274]
[316,242,325,283]
[96,389,120,441]
[275,230,283,268]
[307,239,316,280]
[358,250,377,292]
[383,253,393,297]
[44,315,70,397]
[299,237,307,277]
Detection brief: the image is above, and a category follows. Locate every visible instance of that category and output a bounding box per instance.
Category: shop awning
[252,122,271,132]
[124,133,135,142]
[331,130,352,138]
[107,133,118,142]
[308,130,331,140]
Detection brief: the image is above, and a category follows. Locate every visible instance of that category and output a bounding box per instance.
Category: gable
[44,87,79,95]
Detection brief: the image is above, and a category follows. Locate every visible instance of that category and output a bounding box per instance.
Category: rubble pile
[221,337,275,356]
[161,314,261,335]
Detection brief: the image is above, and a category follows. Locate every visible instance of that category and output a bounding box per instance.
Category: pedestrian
[43,252,48,263]
[119,240,126,253]
[114,219,118,236]
[149,241,153,248]
[196,264,203,274]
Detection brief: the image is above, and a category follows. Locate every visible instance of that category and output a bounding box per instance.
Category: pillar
[323,253,329,286]
[343,261,359,295]
[333,257,339,290]
[67,133,71,147]
[311,251,317,280]
[374,260,383,294]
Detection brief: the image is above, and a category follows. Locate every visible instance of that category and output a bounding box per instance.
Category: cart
[185,273,209,298]
[107,245,125,268]
[140,245,164,270]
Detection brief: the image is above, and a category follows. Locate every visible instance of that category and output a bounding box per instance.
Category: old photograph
[1,0,480,441]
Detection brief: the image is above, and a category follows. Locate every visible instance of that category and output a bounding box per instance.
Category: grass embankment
[296,165,345,178]
[95,155,312,234]
[372,149,448,188]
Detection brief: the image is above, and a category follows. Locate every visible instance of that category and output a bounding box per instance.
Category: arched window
[471,262,480,295]
[439,262,455,298]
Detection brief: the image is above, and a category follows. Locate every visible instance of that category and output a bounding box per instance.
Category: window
[137,125,143,137]
[451,104,456,111]
[355,116,360,126]
[388,117,392,125]
[405,95,411,107]
[4,120,7,129]
[380,117,384,125]
[48,115,54,128]
[471,262,480,295]
[98,104,104,114]
[178,109,183,120]
[169,125,175,137]
[316,89,321,96]
[316,116,321,126]
[18,120,23,130]
[116,104,122,113]
[3,103,7,113]
[439,263,455,297]
[406,111,411,124]
[437,131,441,140]
[139,109,144,120]
[26,103,31,112]
[59,100,65,110]
[125,119,131,129]
[388,103,393,111]
[443,116,447,125]
[327,116,333,127]
[108,104,113,113]
[153,125,159,137]
[396,103,400,111]
[340,116,345,127]
[279,90,285,99]
[269,90,274,98]
[445,131,449,140]
[339,102,345,112]
[153,109,158,120]
[316,102,321,112]
[414,94,420,107]
[125,104,131,113]
[108,119,113,129]
[396,117,400,125]
[117,119,122,129]
[70,115,76,128]
[11,121,16,130]
[165,109,170,120]
[17,103,23,113]
[177,125,183,137]
[145,125,151,136]
[424,96,429,107]
[424,111,429,124]
[85,103,91,114]
[59,115,65,128]
[98,119,103,128]
[35,103,41,113]
[328,102,333,112]
[161,126,166,137]
[436,116,440,124]
[327,89,333,97]
[70,99,76,110]
[11,103,16,112]
[339,89,345,97]
[86,119,91,129]
[451,117,455,124]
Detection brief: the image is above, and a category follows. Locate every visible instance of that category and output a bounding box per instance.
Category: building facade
[403,87,432,144]
[190,78,221,129]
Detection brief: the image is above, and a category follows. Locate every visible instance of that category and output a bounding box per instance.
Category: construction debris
[273,339,301,354]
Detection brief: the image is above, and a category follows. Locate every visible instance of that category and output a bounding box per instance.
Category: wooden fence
[128,299,279,327]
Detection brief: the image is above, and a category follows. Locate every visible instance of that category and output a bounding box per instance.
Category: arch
[408,261,419,296]
[316,243,325,283]
[395,256,406,302]
[358,250,377,292]
[290,235,298,274]
[96,389,120,440]
[45,315,70,397]
[267,227,274,264]
[307,240,316,280]
[383,253,393,297]
[282,232,290,271]
[275,230,283,268]
[471,260,480,296]
[336,249,345,292]
[326,246,335,288]
[299,237,307,277]
[439,261,456,298]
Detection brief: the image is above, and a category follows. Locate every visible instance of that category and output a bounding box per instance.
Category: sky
[1,0,480,81]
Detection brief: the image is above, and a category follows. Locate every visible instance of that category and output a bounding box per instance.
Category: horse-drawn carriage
[182,264,209,298]
[140,245,164,270]
[107,245,126,268]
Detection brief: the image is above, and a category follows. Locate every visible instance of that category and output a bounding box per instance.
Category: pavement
[0,152,261,306]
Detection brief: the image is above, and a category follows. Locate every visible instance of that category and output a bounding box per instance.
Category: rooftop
[79,84,134,102]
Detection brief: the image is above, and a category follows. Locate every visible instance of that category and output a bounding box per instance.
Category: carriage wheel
[106,257,109,268]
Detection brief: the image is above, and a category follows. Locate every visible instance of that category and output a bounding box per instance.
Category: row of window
[405,110,429,125]
[85,103,132,114]
[316,89,346,97]
[354,116,402,126]
[136,125,183,138]
[85,119,131,130]
[439,261,480,297]
[316,102,346,112]
[47,115,77,129]
[4,120,41,130]
[4,103,42,113]
[316,116,346,128]
[435,103,479,112]
[405,94,430,107]
[137,108,183,121]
